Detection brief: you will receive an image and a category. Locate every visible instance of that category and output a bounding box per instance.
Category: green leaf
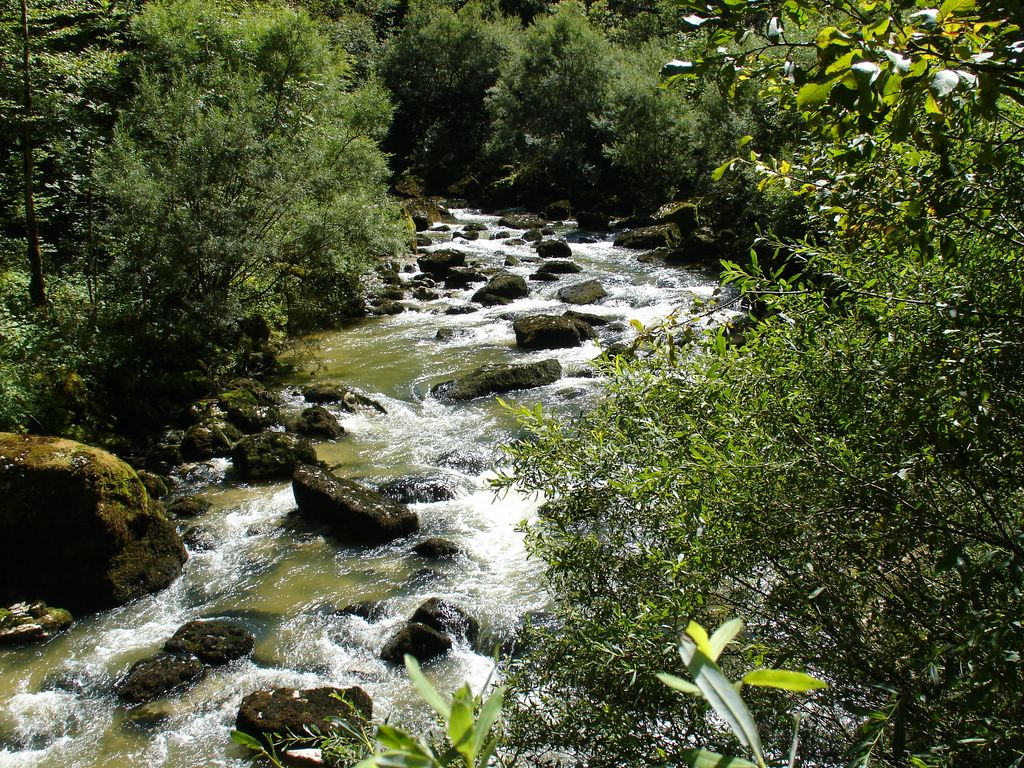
[679,635,764,763]
[679,748,758,767]
[405,655,451,720]
[229,730,264,751]
[376,725,431,755]
[741,669,828,691]
[711,160,733,181]
[738,135,754,148]
[472,686,506,757]
[708,618,744,661]
[797,81,832,109]
[684,621,714,658]
[448,687,475,760]
[657,672,702,695]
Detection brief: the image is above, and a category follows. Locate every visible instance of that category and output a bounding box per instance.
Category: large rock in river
[380,621,452,665]
[292,465,419,544]
[115,654,206,703]
[513,314,593,350]
[0,434,187,612]
[236,686,372,748]
[165,619,255,665]
[432,359,562,401]
[613,223,682,250]
[471,273,529,306]
[557,279,608,305]
[417,249,467,277]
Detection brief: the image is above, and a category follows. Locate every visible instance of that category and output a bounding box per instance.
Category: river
[0,209,725,767]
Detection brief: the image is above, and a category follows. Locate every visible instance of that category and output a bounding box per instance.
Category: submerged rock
[513,314,593,350]
[412,538,465,560]
[115,654,206,703]
[471,273,529,306]
[0,601,73,645]
[380,622,452,664]
[335,601,387,621]
[236,686,372,747]
[232,433,317,479]
[165,496,212,519]
[164,619,255,665]
[0,433,187,613]
[557,279,608,305]
[432,359,562,401]
[411,598,480,645]
[292,465,419,544]
[376,475,462,504]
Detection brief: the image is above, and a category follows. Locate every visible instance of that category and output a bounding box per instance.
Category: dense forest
[2,0,1023,766]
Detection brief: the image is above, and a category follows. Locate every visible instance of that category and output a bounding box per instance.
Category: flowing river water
[0,209,727,767]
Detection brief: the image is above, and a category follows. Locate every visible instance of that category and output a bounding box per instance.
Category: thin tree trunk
[20,0,46,308]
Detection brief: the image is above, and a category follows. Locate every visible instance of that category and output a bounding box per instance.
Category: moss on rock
[0,433,187,613]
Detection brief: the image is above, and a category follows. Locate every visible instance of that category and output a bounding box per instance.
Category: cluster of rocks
[379,597,480,664]
[0,601,73,645]
[114,619,255,703]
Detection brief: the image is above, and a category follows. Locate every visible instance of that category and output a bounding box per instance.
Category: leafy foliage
[498,0,1024,766]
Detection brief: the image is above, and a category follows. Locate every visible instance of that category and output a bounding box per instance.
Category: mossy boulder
[218,389,281,434]
[535,239,572,259]
[654,201,700,235]
[164,619,255,665]
[180,419,241,461]
[613,223,682,251]
[232,433,317,479]
[0,434,187,613]
[115,654,206,703]
[557,279,608,305]
[236,686,372,748]
[513,314,594,350]
[417,249,467,277]
[289,406,345,440]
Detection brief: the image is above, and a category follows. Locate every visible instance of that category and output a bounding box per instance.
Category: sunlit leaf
[679,634,764,762]
[657,672,702,695]
[680,749,758,768]
[741,669,828,691]
[708,618,744,661]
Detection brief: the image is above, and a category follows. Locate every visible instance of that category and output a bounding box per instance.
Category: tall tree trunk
[20,0,46,308]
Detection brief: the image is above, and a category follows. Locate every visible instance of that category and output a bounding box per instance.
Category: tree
[18,0,45,307]
[485,2,616,204]
[379,0,518,191]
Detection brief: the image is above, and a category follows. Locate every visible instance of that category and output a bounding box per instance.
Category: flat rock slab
[0,601,72,645]
[292,465,419,544]
[164,619,255,665]
[236,686,372,747]
[432,359,562,401]
[557,279,608,305]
